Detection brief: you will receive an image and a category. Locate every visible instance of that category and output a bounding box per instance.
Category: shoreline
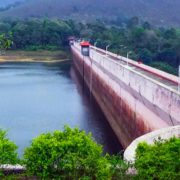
[0,58,71,63]
[0,50,71,63]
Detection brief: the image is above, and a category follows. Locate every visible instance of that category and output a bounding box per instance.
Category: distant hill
[0,0,180,27]
[0,0,25,7]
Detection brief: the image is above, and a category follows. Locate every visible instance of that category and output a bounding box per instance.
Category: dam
[71,41,180,148]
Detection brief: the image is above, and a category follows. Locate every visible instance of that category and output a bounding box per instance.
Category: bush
[24,126,124,179]
[106,154,131,179]
[150,61,177,75]
[0,129,19,165]
[135,137,180,180]
[25,45,60,51]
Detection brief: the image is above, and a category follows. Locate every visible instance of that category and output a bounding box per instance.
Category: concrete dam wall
[71,42,180,148]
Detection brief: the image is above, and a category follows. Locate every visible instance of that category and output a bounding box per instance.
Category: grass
[0,50,71,63]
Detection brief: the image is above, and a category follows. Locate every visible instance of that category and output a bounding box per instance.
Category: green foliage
[77,19,179,75]
[0,129,19,165]
[25,45,60,51]
[0,127,129,179]
[0,34,12,51]
[3,19,73,50]
[138,48,153,64]
[24,126,128,179]
[0,18,179,75]
[106,154,131,179]
[150,61,177,75]
[127,16,140,29]
[135,137,180,180]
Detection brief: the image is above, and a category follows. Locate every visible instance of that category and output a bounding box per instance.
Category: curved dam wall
[71,43,180,148]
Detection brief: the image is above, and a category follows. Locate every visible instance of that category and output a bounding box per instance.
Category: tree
[138,48,153,64]
[156,49,177,67]
[127,16,140,29]
[142,21,151,30]
[163,28,177,39]
[150,61,177,75]
[0,34,12,55]
[24,126,129,179]
[0,18,179,75]
[0,129,19,165]
[135,137,180,180]
[24,126,109,179]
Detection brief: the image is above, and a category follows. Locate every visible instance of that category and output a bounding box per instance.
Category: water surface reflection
[0,62,122,156]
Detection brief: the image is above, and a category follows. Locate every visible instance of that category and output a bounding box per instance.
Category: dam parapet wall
[71,42,180,147]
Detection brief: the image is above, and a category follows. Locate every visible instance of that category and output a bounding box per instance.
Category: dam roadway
[71,42,180,148]
[91,46,178,91]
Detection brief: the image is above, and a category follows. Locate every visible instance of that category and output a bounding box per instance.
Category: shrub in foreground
[0,129,19,165]
[135,137,180,180]
[24,126,129,179]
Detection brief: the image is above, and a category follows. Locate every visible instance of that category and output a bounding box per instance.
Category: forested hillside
[0,0,24,7]
[0,0,180,27]
[1,18,179,75]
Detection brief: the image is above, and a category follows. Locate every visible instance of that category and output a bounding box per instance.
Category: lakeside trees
[77,19,179,75]
[135,137,180,180]
[24,126,129,179]
[0,127,129,179]
[0,129,19,165]
[0,34,12,54]
[0,18,179,75]
[0,127,179,179]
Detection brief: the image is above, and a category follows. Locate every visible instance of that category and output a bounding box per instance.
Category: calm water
[0,62,121,156]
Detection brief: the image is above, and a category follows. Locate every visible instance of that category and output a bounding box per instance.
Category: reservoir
[0,62,121,156]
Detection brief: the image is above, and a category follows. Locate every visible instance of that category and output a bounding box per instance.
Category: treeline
[0,18,179,74]
[77,17,180,75]
[0,19,73,50]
